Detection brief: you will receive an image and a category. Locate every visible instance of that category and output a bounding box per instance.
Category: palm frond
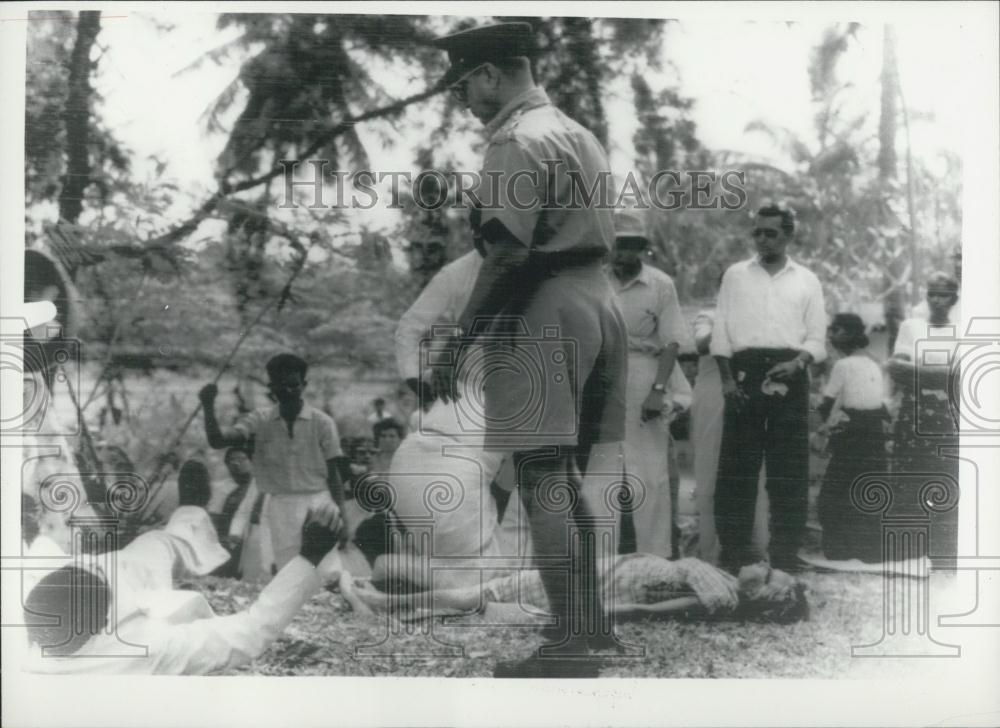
[172,35,248,78]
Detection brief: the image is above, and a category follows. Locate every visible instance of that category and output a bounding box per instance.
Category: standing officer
[430,22,627,678]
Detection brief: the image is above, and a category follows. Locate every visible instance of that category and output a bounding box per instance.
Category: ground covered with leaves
[190,570,961,679]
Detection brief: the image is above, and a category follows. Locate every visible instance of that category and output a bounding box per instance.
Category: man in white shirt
[710,204,827,572]
[200,353,346,570]
[391,247,533,590]
[911,248,961,323]
[395,248,484,394]
[608,210,694,558]
[22,505,342,675]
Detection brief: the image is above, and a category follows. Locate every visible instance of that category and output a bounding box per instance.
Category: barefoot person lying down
[22,506,343,675]
[342,553,809,624]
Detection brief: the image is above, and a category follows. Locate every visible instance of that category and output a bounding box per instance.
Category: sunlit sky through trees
[87,8,976,247]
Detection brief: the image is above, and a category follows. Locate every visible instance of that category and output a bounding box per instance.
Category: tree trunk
[877,24,905,353]
[876,26,898,181]
[899,84,921,307]
[58,10,101,224]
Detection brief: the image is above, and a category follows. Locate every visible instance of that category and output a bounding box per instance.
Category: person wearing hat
[711,204,827,574]
[609,209,693,559]
[429,22,627,677]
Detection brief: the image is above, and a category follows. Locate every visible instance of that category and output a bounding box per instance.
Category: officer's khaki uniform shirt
[474,87,615,255]
[470,86,627,448]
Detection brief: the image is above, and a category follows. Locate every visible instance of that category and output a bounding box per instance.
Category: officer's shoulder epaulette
[490,107,527,145]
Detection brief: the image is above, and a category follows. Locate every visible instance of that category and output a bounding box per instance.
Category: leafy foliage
[203,14,443,177]
[24,15,964,490]
[641,23,961,310]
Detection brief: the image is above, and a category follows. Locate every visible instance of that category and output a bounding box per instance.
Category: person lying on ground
[22,505,344,675]
[340,552,809,625]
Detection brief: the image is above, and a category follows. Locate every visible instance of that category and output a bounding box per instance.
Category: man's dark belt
[531,248,608,273]
[731,348,801,365]
[840,407,889,423]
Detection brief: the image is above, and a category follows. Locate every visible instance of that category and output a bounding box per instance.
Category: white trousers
[622,353,673,558]
[265,490,334,569]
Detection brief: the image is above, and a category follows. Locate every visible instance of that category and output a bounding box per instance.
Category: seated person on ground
[368,417,405,472]
[123,459,231,590]
[341,553,809,625]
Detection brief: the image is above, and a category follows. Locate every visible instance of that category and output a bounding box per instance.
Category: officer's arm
[456,220,530,334]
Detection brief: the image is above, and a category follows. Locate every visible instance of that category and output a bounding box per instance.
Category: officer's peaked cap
[432,22,536,87]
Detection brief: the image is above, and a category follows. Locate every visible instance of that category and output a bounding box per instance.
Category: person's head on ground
[612,210,650,281]
[925,271,959,324]
[265,353,308,407]
[372,418,405,456]
[827,312,869,355]
[735,562,809,624]
[752,204,795,266]
[223,447,252,484]
[434,22,537,124]
[178,459,212,508]
[25,565,110,656]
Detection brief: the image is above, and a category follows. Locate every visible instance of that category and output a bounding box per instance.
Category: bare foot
[339,571,376,616]
[316,548,344,583]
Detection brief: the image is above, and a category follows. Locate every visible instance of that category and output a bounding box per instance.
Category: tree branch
[149,84,443,248]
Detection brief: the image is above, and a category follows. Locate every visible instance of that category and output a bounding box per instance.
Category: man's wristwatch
[651,382,667,393]
[795,357,807,371]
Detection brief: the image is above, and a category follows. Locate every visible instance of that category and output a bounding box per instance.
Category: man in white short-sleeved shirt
[199,353,346,569]
[609,210,694,558]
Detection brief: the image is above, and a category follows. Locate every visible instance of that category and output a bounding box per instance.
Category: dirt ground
[191,566,972,679]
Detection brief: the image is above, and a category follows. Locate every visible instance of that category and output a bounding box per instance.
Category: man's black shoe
[493,655,602,678]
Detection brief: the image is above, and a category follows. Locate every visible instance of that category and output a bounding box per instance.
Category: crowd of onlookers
[118,246,962,587]
[17,232,963,675]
